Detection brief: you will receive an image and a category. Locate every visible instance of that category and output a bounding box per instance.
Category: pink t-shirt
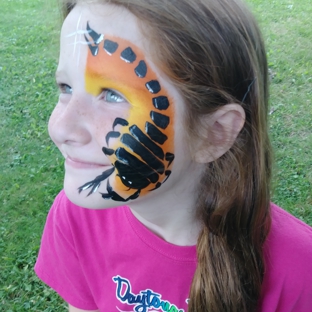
[35,190,312,311]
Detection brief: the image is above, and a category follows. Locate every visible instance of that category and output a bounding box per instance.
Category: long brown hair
[60,0,272,311]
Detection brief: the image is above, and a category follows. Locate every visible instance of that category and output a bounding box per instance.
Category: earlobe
[194,104,246,163]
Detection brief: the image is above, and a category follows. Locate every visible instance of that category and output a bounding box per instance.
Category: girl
[35,0,312,311]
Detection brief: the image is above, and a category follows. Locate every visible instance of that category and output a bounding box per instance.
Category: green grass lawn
[0,0,311,310]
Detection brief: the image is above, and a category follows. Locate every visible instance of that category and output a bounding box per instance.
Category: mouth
[65,156,108,169]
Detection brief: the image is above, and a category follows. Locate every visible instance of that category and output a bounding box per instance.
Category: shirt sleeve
[34,190,98,310]
[259,204,312,312]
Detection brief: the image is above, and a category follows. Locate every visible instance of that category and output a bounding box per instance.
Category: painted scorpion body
[78,22,175,202]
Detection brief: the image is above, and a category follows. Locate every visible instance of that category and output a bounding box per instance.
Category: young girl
[35,0,312,311]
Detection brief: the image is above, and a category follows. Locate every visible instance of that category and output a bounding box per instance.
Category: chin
[63,176,121,209]
[64,186,123,210]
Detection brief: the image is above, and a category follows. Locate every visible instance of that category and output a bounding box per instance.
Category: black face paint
[113,117,129,128]
[134,60,147,78]
[84,21,104,56]
[105,131,121,146]
[150,111,170,129]
[102,179,140,202]
[104,39,119,55]
[115,147,159,183]
[129,125,165,160]
[165,153,175,167]
[114,162,151,189]
[120,47,137,63]
[78,166,115,195]
[152,96,170,110]
[120,134,165,174]
[146,80,161,94]
[102,147,115,156]
[145,122,168,145]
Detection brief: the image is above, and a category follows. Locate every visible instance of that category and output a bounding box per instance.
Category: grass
[0,0,311,310]
[248,0,312,222]
[0,1,66,310]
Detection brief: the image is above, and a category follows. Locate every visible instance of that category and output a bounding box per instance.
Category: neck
[130,207,201,246]
[128,163,203,246]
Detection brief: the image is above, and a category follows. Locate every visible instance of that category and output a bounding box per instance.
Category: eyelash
[57,83,126,104]
[58,83,72,95]
[102,89,126,103]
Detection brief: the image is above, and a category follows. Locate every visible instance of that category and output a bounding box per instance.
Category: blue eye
[104,89,126,103]
[58,83,72,94]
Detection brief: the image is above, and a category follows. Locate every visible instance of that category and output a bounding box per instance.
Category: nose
[48,94,92,146]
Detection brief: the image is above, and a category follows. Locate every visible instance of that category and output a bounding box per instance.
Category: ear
[194,104,245,163]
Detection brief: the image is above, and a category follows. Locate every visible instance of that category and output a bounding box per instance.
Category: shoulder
[266,203,312,259]
[264,203,312,272]
[35,190,130,309]
[259,203,312,311]
[42,190,131,258]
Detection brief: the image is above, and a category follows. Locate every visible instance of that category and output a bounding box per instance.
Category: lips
[65,156,108,169]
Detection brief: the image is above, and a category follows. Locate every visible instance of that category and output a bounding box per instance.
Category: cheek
[93,107,130,147]
[48,104,62,147]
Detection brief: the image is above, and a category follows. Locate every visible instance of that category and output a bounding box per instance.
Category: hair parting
[59,1,272,311]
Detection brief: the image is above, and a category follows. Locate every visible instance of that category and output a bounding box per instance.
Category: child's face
[50,3,199,209]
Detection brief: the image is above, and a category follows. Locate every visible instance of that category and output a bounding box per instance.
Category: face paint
[65,12,89,67]
[78,22,175,202]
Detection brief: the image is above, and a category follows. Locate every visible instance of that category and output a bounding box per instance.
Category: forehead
[60,3,147,56]
[58,2,187,117]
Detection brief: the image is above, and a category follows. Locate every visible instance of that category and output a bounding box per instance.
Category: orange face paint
[78,22,175,201]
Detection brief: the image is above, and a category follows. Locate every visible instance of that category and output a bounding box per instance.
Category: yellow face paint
[79,22,175,202]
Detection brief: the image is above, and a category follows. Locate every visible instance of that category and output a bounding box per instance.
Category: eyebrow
[55,70,62,81]
[55,69,70,83]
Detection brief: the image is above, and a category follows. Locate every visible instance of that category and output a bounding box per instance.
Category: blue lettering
[135,291,160,312]
[113,276,131,301]
[135,304,147,312]
[160,301,170,311]
[128,293,136,304]
[113,275,185,312]
[151,295,161,308]
[142,290,153,306]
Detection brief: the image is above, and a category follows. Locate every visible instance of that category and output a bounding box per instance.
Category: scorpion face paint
[50,4,178,208]
[78,22,175,202]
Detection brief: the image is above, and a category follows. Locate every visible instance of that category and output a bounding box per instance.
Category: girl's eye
[58,83,73,95]
[104,89,126,103]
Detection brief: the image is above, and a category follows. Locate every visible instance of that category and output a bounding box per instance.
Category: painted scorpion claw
[86,21,104,44]
[78,167,115,196]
